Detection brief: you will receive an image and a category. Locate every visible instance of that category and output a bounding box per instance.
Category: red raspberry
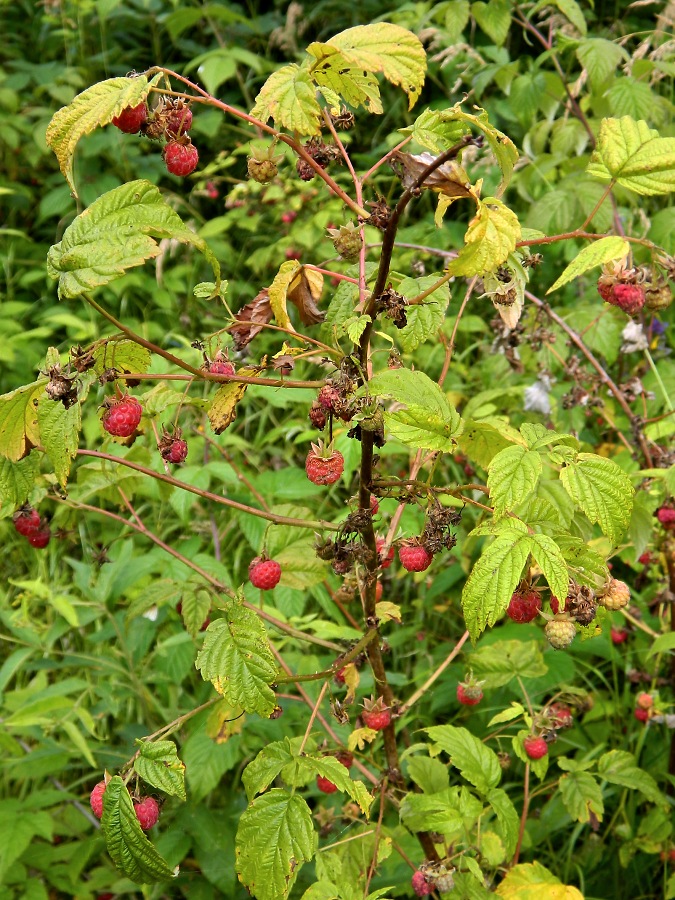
[634,706,650,723]
[13,507,41,536]
[656,506,675,529]
[597,281,613,303]
[90,780,106,819]
[316,775,338,794]
[506,589,542,623]
[134,796,160,830]
[102,395,142,437]
[28,526,51,549]
[523,735,548,760]
[375,580,383,601]
[335,751,353,768]
[611,627,629,644]
[638,551,652,565]
[457,683,482,706]
[209,359,236,377]
[249,557,282,590]
[637,692,653,710]
[548,702,573,729]
[370,495,379,515]
[550,595,563,615]
[376,538,394,569]
[318,385,341,411]
[281,210,297,224]
[162,438,188,464]
[412,871,432,896]
[399,542,433,572]
[165,103,192,136]
[305,443,344,485]
[112,102,147,134]
[163,140,199,176]
[362,708,391,731]
[285,248,302,260]
[611,283,645,315]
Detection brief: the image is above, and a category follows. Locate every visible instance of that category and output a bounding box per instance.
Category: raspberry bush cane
[2,20,674,900]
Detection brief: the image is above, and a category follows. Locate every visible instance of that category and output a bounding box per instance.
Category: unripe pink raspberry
[102,395,142,437]
[90,780,106,819]
[523,735,548,760]
[134,796,160,830]
[412,870,432,896]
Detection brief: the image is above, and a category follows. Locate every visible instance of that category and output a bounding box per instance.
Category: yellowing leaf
[251,64,322,136]
[0,382,44,462]
[547,237,629,293]
[308,44,383,113]
[341,662,360,706]
[587,116,675,195]
[347,727,379,751]
[268,261,301,331]
[375,601,402,623]
[287,265,324,325]
[207,368,258,434]
[46,74,162,196]
[327,23,426,110]
[497,862,584,899]
[448,198,521,276]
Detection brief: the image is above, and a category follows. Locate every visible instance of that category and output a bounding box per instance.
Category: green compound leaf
[556,536,609,590]
[101,776,176,884]
[250,63,323,136]
[235,789,317,900]
[308,45,383,114]
[547,236,629,293]
[528,534,569,601]
[425,725,502,795]
[560,453,634,545]
[488,445,542,515]
[195,604,278,716]
[0,382,43,462]
[365,367,462,451]
[587,116,675,195]
[294,757,372,815]
[47,180,220,300]
[134,740,186,801]
[46,74,162,195]
[469,640,547,688]
[37,394,81,488]
[462,529,532,641]
[397,275,451,351]
[576,39,627,91]
[0,453,40,507]
[326,23,427,110]
[596,750,664,805]
[486,787,520,857]
[471,0,512,46]
[558,770,604,824]
[448,198,521,276]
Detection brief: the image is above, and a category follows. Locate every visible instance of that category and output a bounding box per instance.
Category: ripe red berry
[249,557,282,590]
[163,140,199,176]
[656,506,675,529]
[412,871,432,896]
[634,706,650,723]
[112,102,147,134]
[13,507,41,536]
[550,594,563,615]
[28,526,51,549]
[376,538,394,569]
[90,780,106,819]
[523,735,548,760]
[610,627,628,644]
[305,443,344,485]
[362,709,391,731]
[281,211,297,224]
[370,495,379,515]
[165,104,192,136]
[318,385,341,411]
[316,775,338,794]
[612,283,645,315]
[457,683,482,706]
[134,796,160,830]
[209,359,236,376]
[399,543,433,572]
[285,248,302,260]
[506,589,542,623]
[638,551,652,565]
[162,438,188,464]
[548,702,573,729]
[102,395,142,437]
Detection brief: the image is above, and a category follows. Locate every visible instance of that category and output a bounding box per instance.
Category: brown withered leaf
[207,367,258,434]
[230,289,272,349]
[287,265,325,325]
[391,150,475,199]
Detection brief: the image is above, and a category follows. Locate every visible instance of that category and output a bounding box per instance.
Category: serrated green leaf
[547,237,629,293]
[251,64,322,135]
[529,534,569,600]
[576,39,627,91]
[0,453,40,507]
[458,416,523,468]
[425,725,501,794]
[597,750,664,804]
[560,453,634,544]
[556,536,609,590]
[321,280,360,341]
[101,776,176,884]
[134,740,186,801]
[587,116,675,196]
[47,180,219,299]
[406,756,450,795]
[485,787,520,857]
[403,109,469,153]
[488,445,542,514]
[299,757,372,815]
[345,314,371,344]
[399,789,465,835]
[327,23,426,110]
[487,703,526,727]
[0,382,43,462]
[462,530,532,641]
[92,340,152,377]
[195,604,278,716]
[46,74,162,195]
[531,0,586,35]
[396,275,451,350]
[520,423,579,452]
[180,588,212,638]
[470,640,547,688]
[471,0,512,46]
[445,0,472,41]
[308,44,383,114]
[235,790,317,900]
[558,770,603,824]
[448,198,521,276]
[243,739,295,800]
[37,394,80,488]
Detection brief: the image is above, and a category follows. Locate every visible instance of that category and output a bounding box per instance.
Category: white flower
[524,375,552,414]
[621,321,648,353]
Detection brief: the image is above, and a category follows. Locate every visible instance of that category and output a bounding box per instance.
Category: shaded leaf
[134,740,187,801]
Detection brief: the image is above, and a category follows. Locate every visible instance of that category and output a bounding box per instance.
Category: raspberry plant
[2,9,675,900]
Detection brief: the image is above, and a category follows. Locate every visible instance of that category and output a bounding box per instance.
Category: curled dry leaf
[287,265,325,325]
[230,289,273,349]
[391,150,475,199]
